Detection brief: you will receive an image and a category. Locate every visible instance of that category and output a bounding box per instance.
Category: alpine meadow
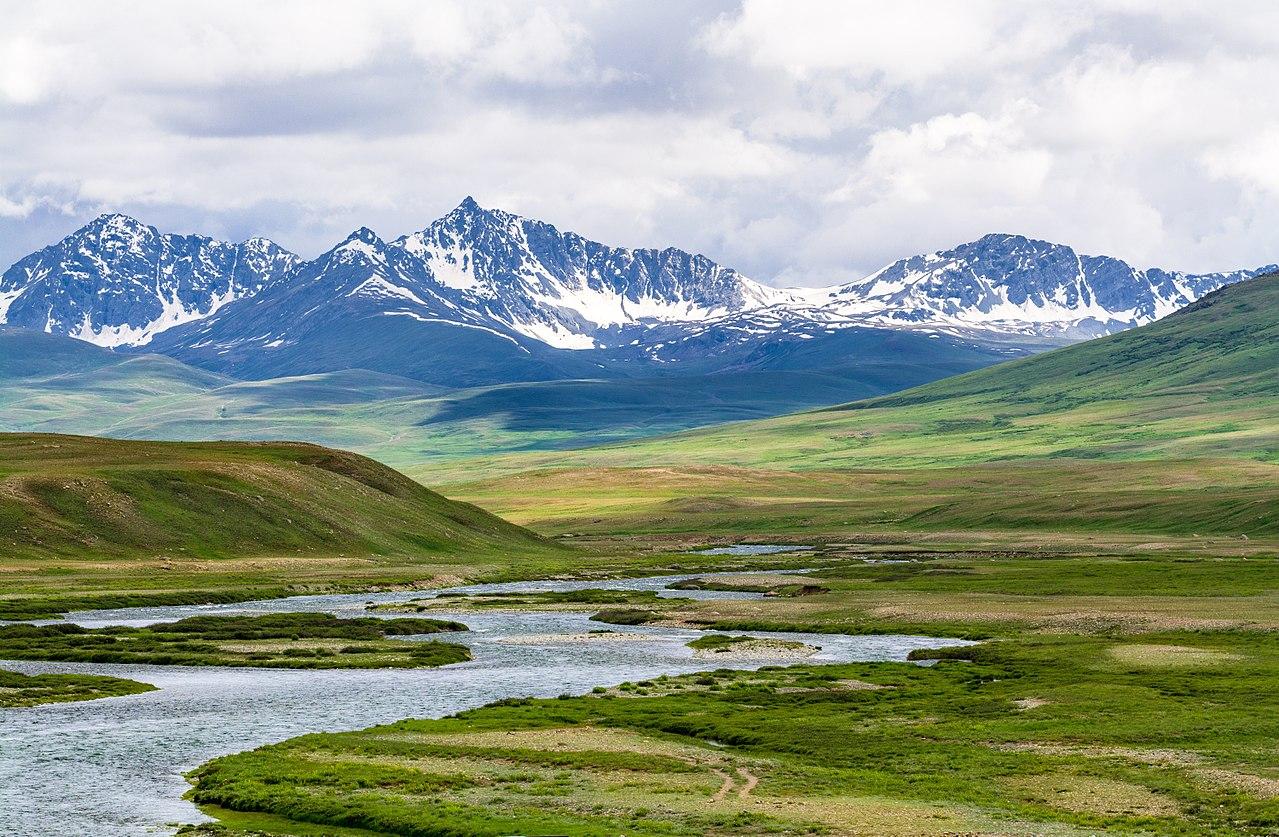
[1,3,1277,837]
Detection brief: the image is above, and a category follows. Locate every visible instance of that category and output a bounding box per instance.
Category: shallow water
[1,570,964,836]
[692,544,813,556]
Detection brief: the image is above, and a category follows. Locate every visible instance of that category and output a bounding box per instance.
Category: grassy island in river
[0,668,156,708]
[0,613,471,670]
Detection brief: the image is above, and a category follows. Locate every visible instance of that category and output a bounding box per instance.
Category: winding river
[1,563,965,836]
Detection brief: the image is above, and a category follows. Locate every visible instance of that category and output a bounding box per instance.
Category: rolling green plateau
[0,325,1005,471]
[0,433,563,619]
[432,272,1279,541]
[0,613,470,669]
[183,552,1279,837]
[0,668,155,708]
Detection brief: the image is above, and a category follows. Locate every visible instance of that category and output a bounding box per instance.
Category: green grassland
[0,668,155,708]
[0,613,469,669]
[429,273,1279,545]
[183,551,1279,836]
[0,433,843,620]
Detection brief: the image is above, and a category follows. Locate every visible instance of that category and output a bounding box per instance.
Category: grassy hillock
[0,433,559,618]
[0,433,547,559]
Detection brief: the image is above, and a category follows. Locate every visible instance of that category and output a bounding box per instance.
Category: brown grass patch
[1108,644,1245,668]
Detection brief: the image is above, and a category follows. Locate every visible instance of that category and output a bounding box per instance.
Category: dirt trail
[708,765,759,802]
[710,768,734,802]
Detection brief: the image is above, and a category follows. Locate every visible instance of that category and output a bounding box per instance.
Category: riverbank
[0,571,956,835]
[181,549,1279,836]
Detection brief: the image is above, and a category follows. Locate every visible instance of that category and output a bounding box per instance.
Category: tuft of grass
[685,633,753,651]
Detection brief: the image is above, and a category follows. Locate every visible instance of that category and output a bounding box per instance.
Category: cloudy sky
[3,0,1278,285]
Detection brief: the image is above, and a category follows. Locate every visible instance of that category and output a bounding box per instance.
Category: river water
[1,567,964,836]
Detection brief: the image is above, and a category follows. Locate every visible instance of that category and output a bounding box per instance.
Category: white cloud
[702,1,1091,84]
[1203,126,1279,196]
[833,109,1052,206]
[0,1,385,103]
[2,0,1278,282]
[404,2,606,84]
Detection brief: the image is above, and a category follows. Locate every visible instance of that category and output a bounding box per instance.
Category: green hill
[438,273,1279,538]
[0,433,558,618]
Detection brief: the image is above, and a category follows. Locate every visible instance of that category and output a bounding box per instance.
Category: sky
[3,0,1279,286]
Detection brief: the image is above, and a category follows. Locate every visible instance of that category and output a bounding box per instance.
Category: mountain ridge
[3,202,1272,385]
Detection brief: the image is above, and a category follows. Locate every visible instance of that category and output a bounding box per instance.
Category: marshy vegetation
[183,626,1279,835]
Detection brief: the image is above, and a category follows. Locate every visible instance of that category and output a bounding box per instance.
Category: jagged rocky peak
[809,231,1272,339]
[0,214,300,347]
[402,196,789,314]
[331,226,386,253]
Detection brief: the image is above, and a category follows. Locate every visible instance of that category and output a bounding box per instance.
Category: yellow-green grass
[597,551,1279,638]
[442,459,1279,545]
[410,393,1279,487]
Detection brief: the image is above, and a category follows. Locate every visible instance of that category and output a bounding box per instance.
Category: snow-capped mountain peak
[808,232,1272,340]
[392,197,795,349]
[0,214,299,347]
[3,202,1272,368]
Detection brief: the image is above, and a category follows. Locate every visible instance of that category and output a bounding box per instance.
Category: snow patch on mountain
[794,233,1273,341]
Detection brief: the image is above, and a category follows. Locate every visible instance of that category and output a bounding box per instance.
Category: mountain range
[1,200,1273,464]
[3,199,1271,388]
